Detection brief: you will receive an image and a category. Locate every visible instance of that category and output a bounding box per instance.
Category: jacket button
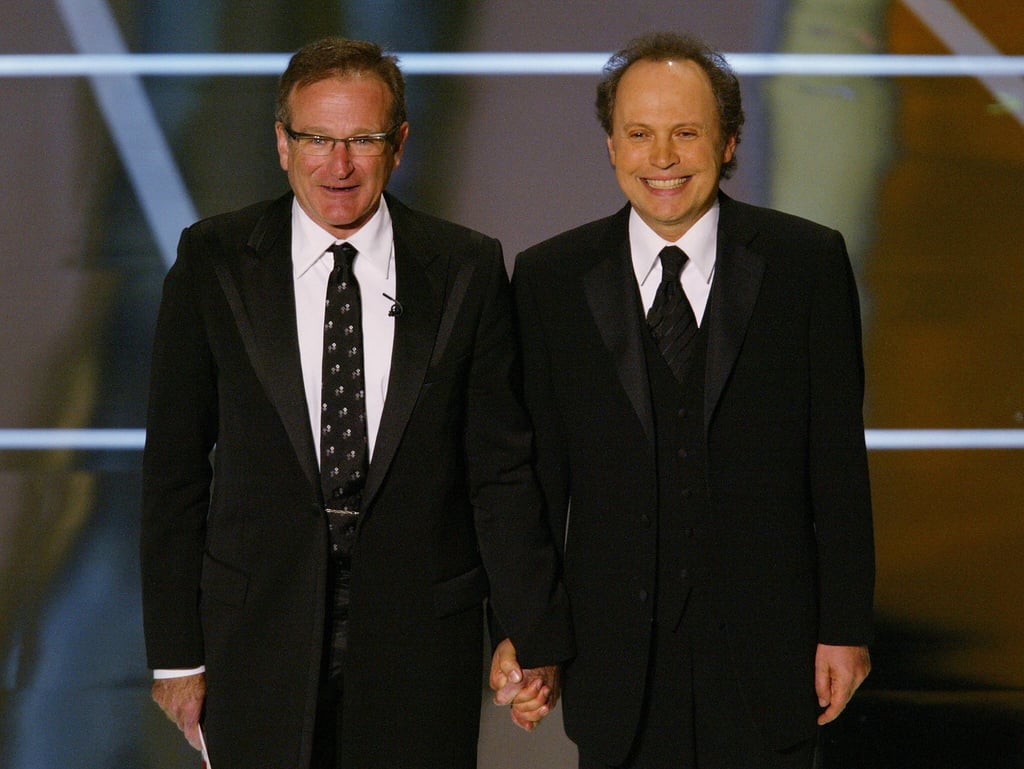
[681,487,692,499]
[641,514,652,528]
[678,448,688,459]
[638,589,649,603]
[679,569,689,581]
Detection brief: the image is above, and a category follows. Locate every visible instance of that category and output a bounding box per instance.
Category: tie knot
[329,242,358,270]
[658,245,688,282]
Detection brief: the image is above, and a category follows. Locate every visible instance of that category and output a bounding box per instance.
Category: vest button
[678,407,688,419]
[681,487,692,499]
[641,514,652,528]
[638,589,649,603]
[678,448,688,460]
[679,569,689,581]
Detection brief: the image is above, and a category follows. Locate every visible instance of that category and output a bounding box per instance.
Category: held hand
[489,638,560,732]
[508,664,560,732]
[152,673,206,750]
[815,644,870,725]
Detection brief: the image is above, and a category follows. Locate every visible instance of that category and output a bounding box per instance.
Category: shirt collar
[291,196,394,279]
[630,200,719,287]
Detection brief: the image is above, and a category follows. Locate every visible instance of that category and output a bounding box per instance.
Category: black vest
[641,315,710,629]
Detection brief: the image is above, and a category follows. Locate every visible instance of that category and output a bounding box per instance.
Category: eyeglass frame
[282,124,402,157]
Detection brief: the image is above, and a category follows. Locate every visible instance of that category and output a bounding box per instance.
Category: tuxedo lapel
[582,208,655,444]
[361,198,445,511]
[211,194,320,494]
[704,194,765,434]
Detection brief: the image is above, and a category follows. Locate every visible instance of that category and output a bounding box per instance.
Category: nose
[326,140,355,175]
[650,134,678,169]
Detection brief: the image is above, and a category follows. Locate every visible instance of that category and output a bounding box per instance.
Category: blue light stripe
[1,53,1024,78]
[864,430,1024,450]
[0,430,147,450]
[1,429,1023,451]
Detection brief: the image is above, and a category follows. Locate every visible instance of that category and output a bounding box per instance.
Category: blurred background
[1,0,1022,766]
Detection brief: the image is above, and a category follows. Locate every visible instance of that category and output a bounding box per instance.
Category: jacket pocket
[432,564,489,618]
[200,552,249,608]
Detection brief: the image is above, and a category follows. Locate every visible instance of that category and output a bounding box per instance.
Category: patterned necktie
[646,245,698,383]
[320,242,368,511]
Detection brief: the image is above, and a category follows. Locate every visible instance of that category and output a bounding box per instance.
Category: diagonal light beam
[903,0,1024,125]
[54,0,196,267]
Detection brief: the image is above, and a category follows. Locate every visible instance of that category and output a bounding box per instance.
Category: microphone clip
[383,293,403,317]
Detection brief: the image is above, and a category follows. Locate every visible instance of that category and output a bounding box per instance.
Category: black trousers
[311,534,354,769]
[580,593,818,769]
[311,669,345,769]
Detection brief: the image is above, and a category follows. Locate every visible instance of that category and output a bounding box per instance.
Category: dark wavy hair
[275,37,406,146]
[595,32,744,178]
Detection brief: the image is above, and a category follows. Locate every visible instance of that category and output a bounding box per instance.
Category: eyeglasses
[283,124,400,157]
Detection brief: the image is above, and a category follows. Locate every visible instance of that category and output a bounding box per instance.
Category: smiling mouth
[643,177,690,189]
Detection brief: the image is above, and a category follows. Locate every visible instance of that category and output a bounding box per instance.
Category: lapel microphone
[383,293,403,317]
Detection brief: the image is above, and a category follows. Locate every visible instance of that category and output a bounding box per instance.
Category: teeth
[645,177,687,189]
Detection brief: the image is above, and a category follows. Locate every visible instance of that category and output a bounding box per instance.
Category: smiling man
[495,32,875,769]
[141,37,571,769]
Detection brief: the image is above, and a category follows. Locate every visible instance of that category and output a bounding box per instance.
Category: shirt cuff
[153,665,206,679]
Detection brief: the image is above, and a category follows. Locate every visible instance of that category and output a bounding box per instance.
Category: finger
[512,694,551,723]
[817,694,847,725]
[510,708,536,731]
[489,668,508,692]
[513,697,551,719]
[511,677,544,701]
[493,678,525,706]
[817,671,857,725]
[183,721,203,751]
[495,665,536,705]
[511,680,548,711]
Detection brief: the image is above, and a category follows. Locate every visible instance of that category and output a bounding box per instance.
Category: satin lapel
[361,203,444,510]
[212,195,320,493]
[582,214,654,444]
[704,194,765,435]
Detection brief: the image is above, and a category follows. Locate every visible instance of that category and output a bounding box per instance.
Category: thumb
[502,658,523,684]
[490,638,524,704]
[814,658,831,708]
[489,638,522,691]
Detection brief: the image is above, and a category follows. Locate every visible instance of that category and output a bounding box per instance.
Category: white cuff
[153,665,206,679]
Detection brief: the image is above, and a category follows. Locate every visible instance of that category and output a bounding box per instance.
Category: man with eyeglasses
[141,36,571,769]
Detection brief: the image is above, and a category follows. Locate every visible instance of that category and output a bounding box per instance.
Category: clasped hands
[488,638,560,731]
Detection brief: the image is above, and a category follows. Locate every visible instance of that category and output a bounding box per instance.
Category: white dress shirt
[292,197,396,461]
[629,201,719,324]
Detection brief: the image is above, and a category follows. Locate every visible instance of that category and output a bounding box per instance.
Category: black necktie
[646,245,698,383]
[321,243,367,677]
[320,242,368,513]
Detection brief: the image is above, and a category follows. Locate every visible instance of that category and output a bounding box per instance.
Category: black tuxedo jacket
[141,192,572,769]
[513,193,874,764]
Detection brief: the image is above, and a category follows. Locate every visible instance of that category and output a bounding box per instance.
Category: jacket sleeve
[465,240,574,669]
[807,229,875,645]
[140,226,217,669]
